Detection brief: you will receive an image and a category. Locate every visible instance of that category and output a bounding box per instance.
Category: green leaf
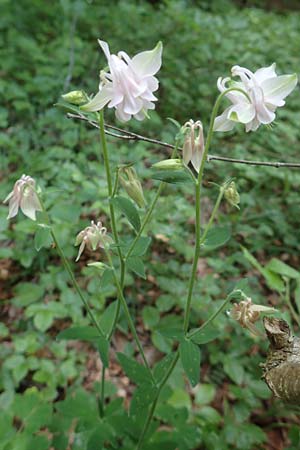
[154,353,178,384]
[111,195,141,232]
[117,353,150,385]
[202,226,231,249]
[130,383,157,417]
[34,226,52,251]
[99,301,118,336]
[242,247,285,292]
[142,306,160,328]
[265,258,300,279]
[194,384,216,405]
[56,326,100,341]
[224,359,244,385]
[157,327,184,341]
[97,336,109,368]
[119,236,152,257]
[34,311,53,332]
[180,340,201,387]
[127,256,146,279]
[190,325,220,345]
[151,169,192,184]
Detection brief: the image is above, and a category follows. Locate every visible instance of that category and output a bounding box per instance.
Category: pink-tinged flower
[214,64,298,132]
[75,220,113,262]
[182,120,204,172]
[230,297,277,335]
[81,40,163,122]
[3,175,42,221]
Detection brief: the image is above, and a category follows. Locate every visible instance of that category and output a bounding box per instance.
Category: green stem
[199,185,226,245]
[99,368,105,418]
[99,110,124,268]
[136,352,179,450]
[125,140,180,260]
[183,181,201,334]
[188,289,243,339]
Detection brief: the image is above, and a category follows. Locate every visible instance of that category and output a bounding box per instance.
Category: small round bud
[62,90,88,105]
[119,167,146,208]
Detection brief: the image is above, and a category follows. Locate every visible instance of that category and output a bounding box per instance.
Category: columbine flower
[75,220,113,262]
[3,174,42,221]
[214,64,298,132]
[230,297,277,335]
[81,40,163,122]
[182,120,204,172]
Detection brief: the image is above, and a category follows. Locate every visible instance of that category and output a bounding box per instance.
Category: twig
[66,113,300,169]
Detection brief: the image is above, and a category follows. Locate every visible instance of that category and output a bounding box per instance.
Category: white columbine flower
[182,120,204,172]
[3,174,42,221]
[75,220,113,262]
[214,63,298,132]
[81,40,163,122]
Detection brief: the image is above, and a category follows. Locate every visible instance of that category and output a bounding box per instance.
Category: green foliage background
[1,0,300,449]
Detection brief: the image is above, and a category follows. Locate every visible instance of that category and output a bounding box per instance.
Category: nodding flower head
[182,119,204,173]
[75,220,113,262]
[230,297,277,336]
[4,174,42,221]
[81,40,163,122]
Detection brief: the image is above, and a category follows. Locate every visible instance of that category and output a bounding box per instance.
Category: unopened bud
[119,167,145,208]
[62,90,88,105]
[182,120,204,173]
[152,159,183,170]
[224,181,240,209]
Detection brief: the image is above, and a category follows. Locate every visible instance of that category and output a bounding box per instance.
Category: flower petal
[7,198,19,219]
[261,73,298,104]
[98,39,111,61]
[20,194,39,220]
[81,86,113,112]
[131,41,162,77]
[213,108,236,132]
[254,63,277,84]
[229,102,255,124]
[115,107,131,122]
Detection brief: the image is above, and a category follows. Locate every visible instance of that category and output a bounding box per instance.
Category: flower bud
[182,120,204,173]
[119,167,145,208]
[152,159,183,170]
[61,90,88,105]
[230,297,276,336]
[224,181,240,209]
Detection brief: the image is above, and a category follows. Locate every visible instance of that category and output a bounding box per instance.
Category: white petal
[256,103,275,124]
[115,107,131,122]
[20,194,38,220]
[75,241,86,262]
[261,73,298,104]
[254,63,277,83]
[98,39,111,61]
[7,198,19,219]
[213,108,236,132]
[108,89,124,108]
[246,118,260,132]
[81,86,113,112]
[229,102,255,124]
[3,190,14,204]
[131,42,162,77]
[123,95,143,115]
[146,76,159,92]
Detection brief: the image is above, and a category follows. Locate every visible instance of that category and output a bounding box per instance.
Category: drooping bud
[152,159,183,170]
[224,181,240,209]
[75,220,113,262]
[61,90,88,105]
[119,167,146,208]
[182,120,204,172]
[3,174,42,221]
